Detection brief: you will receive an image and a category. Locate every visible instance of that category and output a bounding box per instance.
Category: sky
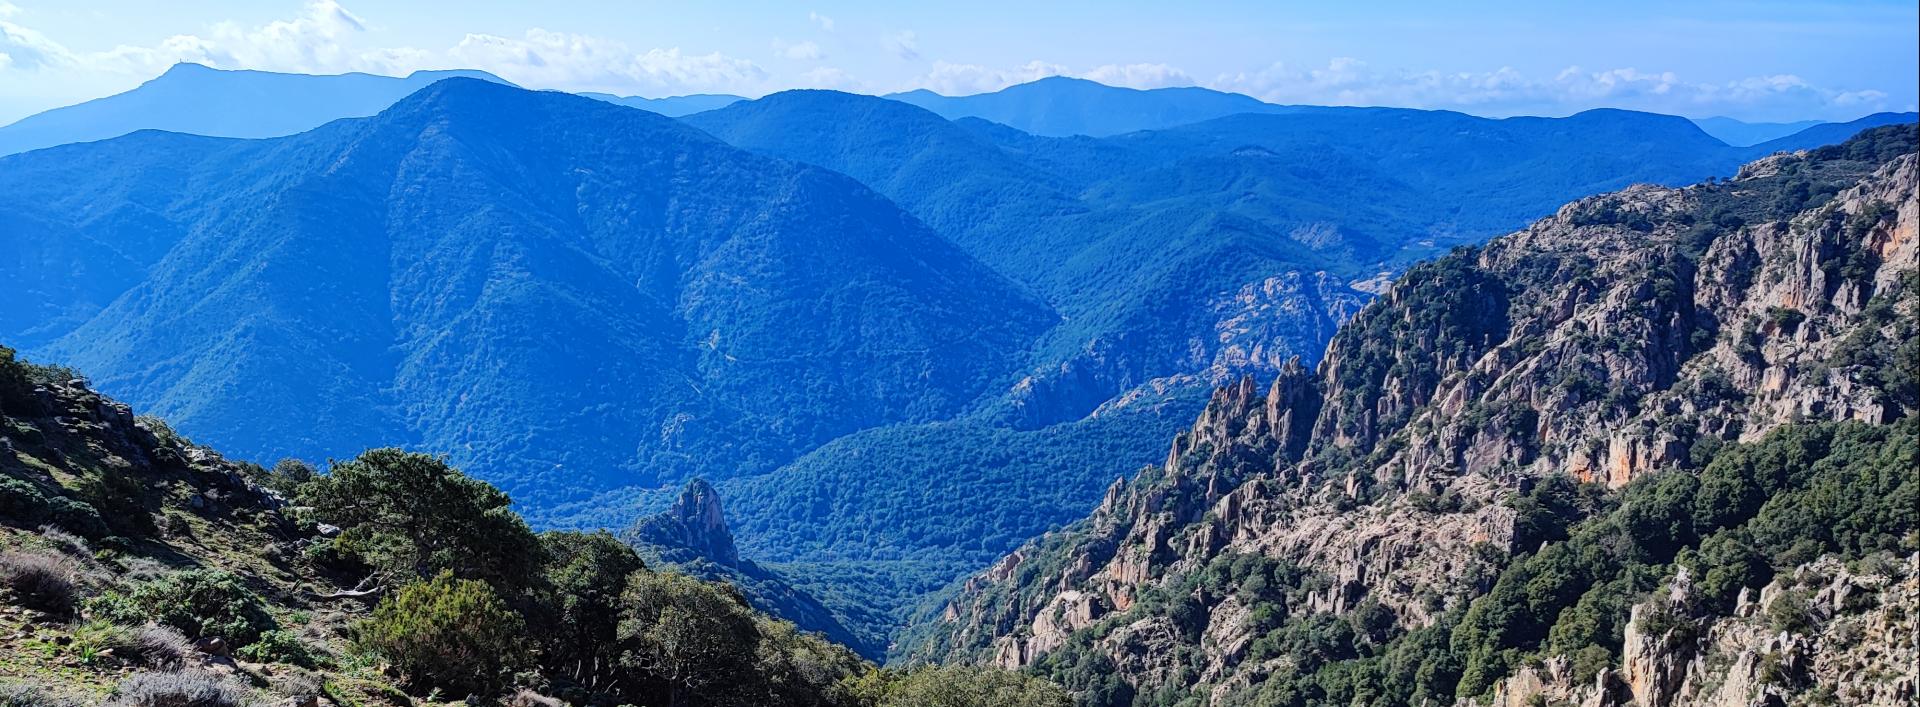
[1,0,1915,125]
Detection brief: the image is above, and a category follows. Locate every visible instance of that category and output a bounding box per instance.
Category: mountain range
[0,78,1052,510]
[5,64,1913,160]
[1,66,1915,669]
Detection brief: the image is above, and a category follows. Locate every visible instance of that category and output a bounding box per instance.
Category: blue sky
[1,0,1914,124]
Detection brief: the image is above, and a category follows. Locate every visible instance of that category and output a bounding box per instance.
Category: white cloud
[0,1,765,96]
[883,30,918,60]
[1081,63,1194,89]
[0,1,1898,121]
[450,31,765,93]
[1210,58,1898,119]
[0,19,69,71]
[773,38,823,61]
[799,66,861,91]
[909,59,1066,95]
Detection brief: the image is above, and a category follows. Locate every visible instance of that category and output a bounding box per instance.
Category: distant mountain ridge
[885,76,1295,137]
[0,63,514,156]
[580,92,747,116]
[1690,116,1826,146]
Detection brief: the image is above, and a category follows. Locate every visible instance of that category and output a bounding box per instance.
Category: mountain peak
[159,62,218,76]
[630,478,739,565]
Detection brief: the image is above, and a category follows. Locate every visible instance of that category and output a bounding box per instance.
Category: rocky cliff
[896,125,1919,706]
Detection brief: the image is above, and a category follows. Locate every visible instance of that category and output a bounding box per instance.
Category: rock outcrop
[629,478,739,565]
[624,479,874,658]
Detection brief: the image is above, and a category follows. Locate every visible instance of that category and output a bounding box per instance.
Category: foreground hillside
[0,346,1070,706]
[901,125,1919,706]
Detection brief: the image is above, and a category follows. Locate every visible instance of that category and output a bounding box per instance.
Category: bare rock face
[1622,567,1700,707]
[897,130,1919,704]
[628,477,738,565]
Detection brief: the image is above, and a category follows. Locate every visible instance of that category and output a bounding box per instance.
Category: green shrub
[0,477,51,523]
[0,478,107,538]
[98,569,275,645]
[617,571,764,705]
[356,571,526,697]
[844,665,1072,707]
[1766,589,1814,634]
[235,629,318,667]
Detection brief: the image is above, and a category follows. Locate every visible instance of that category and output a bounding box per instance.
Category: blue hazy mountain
[580,91,746,116]
[1750,111,1920,153]
[1691,116,1826,146]
[884,76,1294,136]
[0,79,1053,511]
[0,63,514,156]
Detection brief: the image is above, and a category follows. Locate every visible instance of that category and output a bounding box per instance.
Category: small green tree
[300,449,542,592]
[534,530,644,690]
[356,571,526,697]
[263,459,317,495]
[618,572,763,707]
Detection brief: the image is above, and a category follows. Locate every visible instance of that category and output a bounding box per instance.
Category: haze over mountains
[0,63,513,157]
[1,64,1914,663]
[3,64,1913,160]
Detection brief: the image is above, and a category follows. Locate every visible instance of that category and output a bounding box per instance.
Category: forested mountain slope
[900,125,1919,706]
[0,78,1052,509]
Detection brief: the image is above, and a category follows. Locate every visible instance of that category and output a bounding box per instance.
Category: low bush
[236,629,318,667]
[131,624,194,670]
[0,550,81,615]
[0,477,50,523]
[107,671,254,707]
[2,479,112,539]
[35,526,91,559]
[0,682,84,707]
[92,569,274,645]
[355,571,526,697]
